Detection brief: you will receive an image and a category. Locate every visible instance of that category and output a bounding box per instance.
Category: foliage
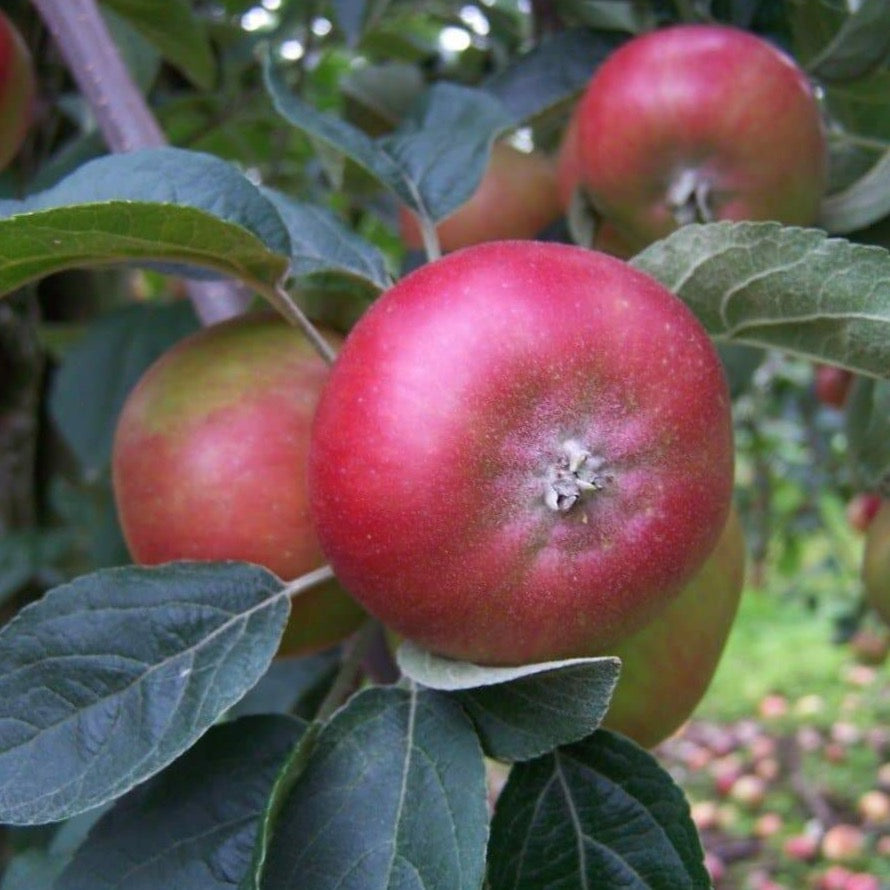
[1,0,890,888]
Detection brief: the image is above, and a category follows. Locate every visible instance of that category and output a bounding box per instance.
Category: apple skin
[112,313,366,657]
[601,507,745,748]
[575,24,827,251]
[399,142,563,252]
[0,10,35,171]
[555,110,634,259]
[814,364,854,409]
[863,502,890,629]
[847,493,882,534]
[308,241,734,665]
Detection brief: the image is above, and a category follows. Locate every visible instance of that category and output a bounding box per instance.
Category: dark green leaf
[260,187,392,290]
[821,151,890,234]
[380,82,513,222]
[227,652,339,720]
[100,0,216,89]
[0,562,289,825]
[56,715,305,890]
[487,730,710,890]
[847,376,890,491]
[718,342,765,400]
[49,301,200,479]
[807,0,890,81]
[0,149,293,298]
[398,642,620,761]
[264,57,511,221]
[0,806,110,890]
[632,221,890,378]
[256,686,488,890]
[483,28,625,125]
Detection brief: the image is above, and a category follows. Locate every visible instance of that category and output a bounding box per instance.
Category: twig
[30,0,251,325]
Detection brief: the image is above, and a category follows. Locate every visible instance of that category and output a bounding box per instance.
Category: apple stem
[271,283,338,364]
[31,0,251,326]
[667,168,715,226]
[315,619,381,722]
[418,214,442,264]
[544,439,610,512]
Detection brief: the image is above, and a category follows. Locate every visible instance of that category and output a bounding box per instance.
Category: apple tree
[0,1,889,888]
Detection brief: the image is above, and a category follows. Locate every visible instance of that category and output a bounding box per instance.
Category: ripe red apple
[814,364,854,409]
[0,10,35,170]
[575,24,827,251]
[783,833,819,862]
[847,493,883,534]
[309,241,734,665]
[555,109,634,259]
[112,313,366,657]
[399,141,562,252]
[849,627,890,666]
[600,507,745,748]
[863,502,890,628]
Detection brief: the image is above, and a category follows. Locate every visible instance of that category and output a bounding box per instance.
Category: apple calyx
[668,169,714,226]
[544,439,611,512]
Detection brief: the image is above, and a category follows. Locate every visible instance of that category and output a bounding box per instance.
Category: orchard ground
[659,526,890,889]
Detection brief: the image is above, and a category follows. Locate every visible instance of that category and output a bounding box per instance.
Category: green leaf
[0,149,293,298]
[0,807,110,890]
[379,82,513,222]
[847,377,890,491]
[398,642,620,761]
[228,652,339,720]
[482,28,625,125]
[264,57,511,221]
[260,187,392,290]
[631,221,890,378]
[0,562,289,825]
[807,0,890,81]
[56,715,305,890]
[820,151,890,234]
[255,686,488,890]
[100,0,216,89]
[49,302,200,480]
[487,730,710,890]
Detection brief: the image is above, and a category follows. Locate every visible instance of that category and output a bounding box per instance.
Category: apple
[783,833,819,862]
[862,502,890,627]
[112,313,366,657]
[575,24,827,251]
[0,10,35,171]
[814,364,854,409]
[821,824,866,862]
[600,507,745,748]
[728,774,767,809]
[857,789,890,824]
[399,141,562,252]
[819,867,854,890]
[555,109,634,259]
[847,493,883,534]
[309,241,734,665]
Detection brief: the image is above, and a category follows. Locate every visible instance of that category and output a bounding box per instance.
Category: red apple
[555,109,634,259]
[0,10,35,170]
[575,24,827,251]
[814,364,854,409]
[600,508,745,748]
[783,833,819,862]
[847,493,882,534]
[112,313,366,657]
[849,628,889,666]
[309,241,734,665]
[399,141,562,252]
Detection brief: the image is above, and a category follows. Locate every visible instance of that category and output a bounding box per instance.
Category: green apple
[601,508,746,748]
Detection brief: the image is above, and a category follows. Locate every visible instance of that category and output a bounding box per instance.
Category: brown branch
[30,0,251,325]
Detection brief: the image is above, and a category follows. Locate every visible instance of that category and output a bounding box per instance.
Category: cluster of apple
[112,23,832,749]
[0,10,34,172]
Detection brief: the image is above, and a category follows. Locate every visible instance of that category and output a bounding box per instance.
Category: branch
[30,0,251,325]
